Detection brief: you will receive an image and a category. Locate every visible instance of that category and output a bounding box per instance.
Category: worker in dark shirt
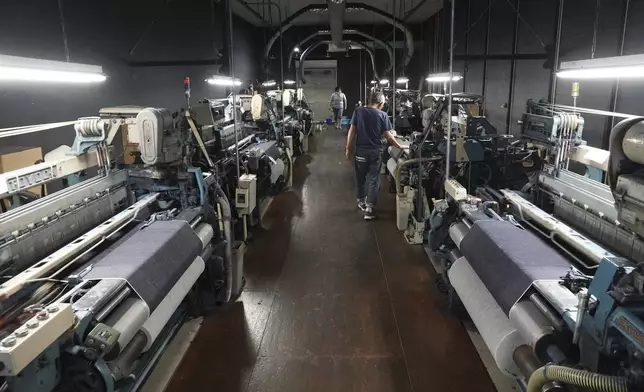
[345,91,403,220]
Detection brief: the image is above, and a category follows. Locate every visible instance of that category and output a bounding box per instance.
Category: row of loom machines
[386,89,644,392]
[0,88,313,392]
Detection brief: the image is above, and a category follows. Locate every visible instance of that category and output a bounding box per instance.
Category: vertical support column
[392,0,397,129]
[603,0,630,150]
[463,0,471,89]
[482,0,492,113]
[506,0,520,135]
[548,0,564,104]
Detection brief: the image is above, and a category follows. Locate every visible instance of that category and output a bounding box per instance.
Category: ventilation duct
[287,30,394,73]
[263,3,414,73]
[297,40,379,85]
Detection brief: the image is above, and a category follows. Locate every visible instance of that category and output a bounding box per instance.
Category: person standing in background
[345,91,404,220]
[329,86,347,129]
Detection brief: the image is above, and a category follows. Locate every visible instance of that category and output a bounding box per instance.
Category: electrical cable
[591,0,601,59]
[502,0,547,48]
[57,0,70,62]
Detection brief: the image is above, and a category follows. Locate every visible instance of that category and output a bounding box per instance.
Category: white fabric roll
[448,257,525,377]
[140,256,205,351]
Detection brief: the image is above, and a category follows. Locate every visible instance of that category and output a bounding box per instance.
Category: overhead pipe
[328,0,346,47]
[263,3,414,72]
[298,40,379,85]
[287,30,394,73]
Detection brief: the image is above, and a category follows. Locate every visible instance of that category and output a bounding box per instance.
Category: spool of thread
[572,82,580,98]
[104,297,150,355]
[448,257,525,377]
[140,256,205,351]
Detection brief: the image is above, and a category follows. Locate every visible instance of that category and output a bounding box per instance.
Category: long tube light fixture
[206,75,242,86]
[396,77,409,84]
[284,80,296,85]
[370,80,378,85]
[379,78,389,85]
[425,72,462,83]
[0,54,106,83]
[262,80,277,87]
[558,54,644,79]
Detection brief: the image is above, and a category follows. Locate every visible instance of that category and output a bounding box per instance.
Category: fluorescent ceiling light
[379,79,389,85]
[262,80,277,87]
[370,80,378,84]
[206,76,242,86]
[294,47,300,53]
[396,77,409,84]
[558,54,644,79]
[425,72,463,83]
[0,54,106,83]
[284,80,296,85]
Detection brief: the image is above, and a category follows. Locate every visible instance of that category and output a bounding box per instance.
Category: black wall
[1,0,261,154]
[429,0,644,149]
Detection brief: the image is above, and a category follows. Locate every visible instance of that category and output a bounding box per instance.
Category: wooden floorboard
[166,129,496,392]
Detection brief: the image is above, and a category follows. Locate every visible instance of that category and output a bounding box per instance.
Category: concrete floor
[165,129,497,392]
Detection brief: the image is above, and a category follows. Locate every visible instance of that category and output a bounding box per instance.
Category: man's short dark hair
[335,86,341,92]
[369,91,385,105]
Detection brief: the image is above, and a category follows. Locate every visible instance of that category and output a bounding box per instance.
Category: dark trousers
[332,108,343,124]
[354,148,382,207]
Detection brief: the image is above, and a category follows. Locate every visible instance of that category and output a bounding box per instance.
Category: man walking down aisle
[345,91,404,220]
[329,86,347,129]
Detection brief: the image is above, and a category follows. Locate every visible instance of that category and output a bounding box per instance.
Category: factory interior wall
[0,0,261,155]
[426,0,644,149]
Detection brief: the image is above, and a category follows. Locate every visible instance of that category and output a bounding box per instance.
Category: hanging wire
[453,0,496,50]
[57,0,70,61]
[591,0,601,59]
[502,0,547,48]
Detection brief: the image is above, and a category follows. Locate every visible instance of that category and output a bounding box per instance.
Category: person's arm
[342,93,347,111]
[381,115,403,150]
[384,130,404,150]
[346,110,359,160]
[346,124,356,160]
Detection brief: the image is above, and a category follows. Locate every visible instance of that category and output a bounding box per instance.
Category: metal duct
[287,29,393,73]
[328,1,346,47]
[263,3,414,72]
[298,40,379,85]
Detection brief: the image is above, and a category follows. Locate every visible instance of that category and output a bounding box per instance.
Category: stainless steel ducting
[298,40,379,84]
[263,3,414,72]
[328,1,346,47]
[287,30,394,73]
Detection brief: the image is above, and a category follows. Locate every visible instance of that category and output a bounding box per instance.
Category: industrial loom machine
[0,90,305,391]
[387,91,644,391]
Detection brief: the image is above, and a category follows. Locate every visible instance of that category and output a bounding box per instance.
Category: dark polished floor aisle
[166,130,496,392]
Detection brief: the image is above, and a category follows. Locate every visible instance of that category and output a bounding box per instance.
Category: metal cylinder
[96,286,132,322]
[622,123,644,165]
[529,293,565,331]
[108,331,148,381]
[104,298,149,354]
[194,223,214,249]
[447,248,462,263]
[509,301,555,359]
[448,222,469,249]
[513,345,542,380]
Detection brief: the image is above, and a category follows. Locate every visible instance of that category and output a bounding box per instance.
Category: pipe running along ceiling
[264,3,414,73]
[297,40,379,84]
[287,29,394,73]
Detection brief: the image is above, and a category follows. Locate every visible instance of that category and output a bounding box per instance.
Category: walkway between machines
[167,129,496,391]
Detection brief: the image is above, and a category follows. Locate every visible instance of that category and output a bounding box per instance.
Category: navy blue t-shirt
[350,107,392,152]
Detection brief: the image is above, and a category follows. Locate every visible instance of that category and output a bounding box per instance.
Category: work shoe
[357,200,367,212]
[364,207,377,221]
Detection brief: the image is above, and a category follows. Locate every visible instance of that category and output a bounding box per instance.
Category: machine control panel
[445,179,467,201]
[0,303,74,376]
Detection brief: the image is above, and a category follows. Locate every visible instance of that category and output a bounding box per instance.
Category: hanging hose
[211,181,234,303]
[527,365,629,392]
[394,157,442,195]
